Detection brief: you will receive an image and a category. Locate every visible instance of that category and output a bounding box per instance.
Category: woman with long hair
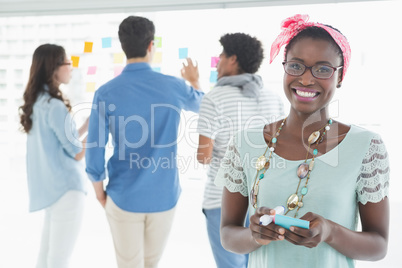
[19,44,88,268]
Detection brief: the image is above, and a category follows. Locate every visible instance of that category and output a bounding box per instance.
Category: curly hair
[285,26,345,67]
[19,44,72,133]
[118,16,155,59]
[219,33,264,74]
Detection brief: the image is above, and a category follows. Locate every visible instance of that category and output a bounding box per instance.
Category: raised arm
[181,58,200,90]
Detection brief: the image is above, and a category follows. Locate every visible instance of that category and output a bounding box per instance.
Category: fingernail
[290,227,294,232]
[279,228,285,234]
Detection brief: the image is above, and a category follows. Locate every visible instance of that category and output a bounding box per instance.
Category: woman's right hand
[249,206,286,246]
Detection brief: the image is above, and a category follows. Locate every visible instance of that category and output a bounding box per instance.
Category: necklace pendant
[264,161,270,169]
[250,184,259,208]
[287,193,299,211]
[297,163,309,179]
[308,131,321,145]
[255,155,267,171]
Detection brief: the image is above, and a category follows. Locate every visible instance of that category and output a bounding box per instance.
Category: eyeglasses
[59,62,72,66]
[282,61,343,79]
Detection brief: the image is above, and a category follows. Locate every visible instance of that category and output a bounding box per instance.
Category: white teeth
[296,90,317,98]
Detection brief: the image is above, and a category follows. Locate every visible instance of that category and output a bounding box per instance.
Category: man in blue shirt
[85,16,203,268]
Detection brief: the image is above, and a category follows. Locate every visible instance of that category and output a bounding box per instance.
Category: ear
[147,40,154,52]
[228,54,237,65]
[337,73,343,88]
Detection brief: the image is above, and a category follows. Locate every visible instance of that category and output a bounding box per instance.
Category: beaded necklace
[251,117,333,218]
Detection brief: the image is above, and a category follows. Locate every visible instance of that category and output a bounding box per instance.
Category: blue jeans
[203,208,249,268]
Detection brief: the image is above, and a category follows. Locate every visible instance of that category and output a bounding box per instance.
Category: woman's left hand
[284,212,332,248]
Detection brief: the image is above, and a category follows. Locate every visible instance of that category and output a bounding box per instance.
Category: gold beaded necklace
[250,117,287,209]
[251,118,333,217]
[285,119,333,217]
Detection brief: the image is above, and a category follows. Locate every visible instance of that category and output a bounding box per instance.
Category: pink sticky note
[211,57,219,68]
[114,66,124,77]
[87,66,97,75]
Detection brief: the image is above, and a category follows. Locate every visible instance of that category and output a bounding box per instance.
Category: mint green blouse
[215,125,389,268]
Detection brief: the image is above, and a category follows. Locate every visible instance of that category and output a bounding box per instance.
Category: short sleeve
[214,136,248,197]
[197,95,220,140]
[356,135,390,205]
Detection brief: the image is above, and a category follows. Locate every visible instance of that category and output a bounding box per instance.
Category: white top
[197,85,284,209]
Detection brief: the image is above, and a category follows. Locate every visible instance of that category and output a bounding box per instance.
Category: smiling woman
[216,14,390,268]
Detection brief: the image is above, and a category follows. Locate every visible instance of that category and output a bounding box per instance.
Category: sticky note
[86,82,96,92]
[113,53,125,64]
[71,56,80,68]
[114,66,124,77]
[211,57,219,68]
[152,52,162,64]
[210,71,218,83]
[154,37,162,48]
[84,42,93,53]
[152,67,161,73]
[179,48,188,59]
[102,37,112,48]
[87,66,97,75]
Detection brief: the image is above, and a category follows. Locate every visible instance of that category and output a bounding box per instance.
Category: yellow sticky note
[71,56,80,68]
[153,52,162,64]
[86,82,96,92]
[84,42,93,53]
[113,53,125,64]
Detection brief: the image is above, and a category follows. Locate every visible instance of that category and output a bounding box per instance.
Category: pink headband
[270,14,351,80]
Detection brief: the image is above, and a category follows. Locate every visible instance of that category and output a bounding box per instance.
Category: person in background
[196,32,284,268]
[19,44,88,268]
[85,16,203,268]
[216,14,389,267]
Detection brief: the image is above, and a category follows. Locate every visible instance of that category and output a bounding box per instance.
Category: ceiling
[0,0,391,17]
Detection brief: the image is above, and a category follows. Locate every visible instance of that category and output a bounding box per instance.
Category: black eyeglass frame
[282,61,343,80]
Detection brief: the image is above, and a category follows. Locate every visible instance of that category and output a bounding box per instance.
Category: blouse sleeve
[48,99,82,158]
[356,135,390,205]
[214,136,248,197]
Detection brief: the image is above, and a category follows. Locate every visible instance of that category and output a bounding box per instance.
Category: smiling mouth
[293,88,319,98]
